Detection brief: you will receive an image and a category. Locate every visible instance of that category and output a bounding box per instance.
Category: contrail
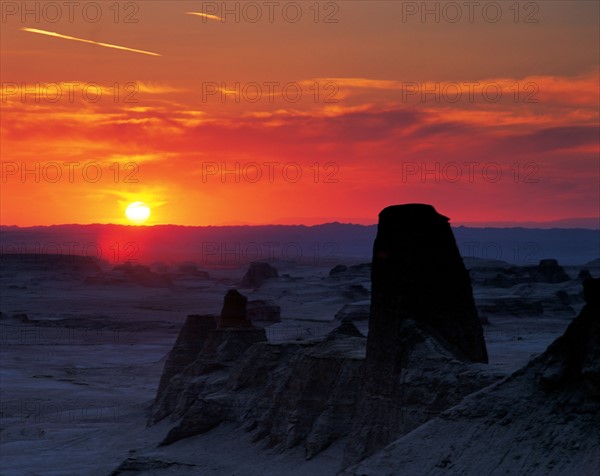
[186,12,223,21]
[21,28,161,57]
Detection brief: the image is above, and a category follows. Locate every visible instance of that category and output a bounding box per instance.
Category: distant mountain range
[453,217,599,229]
[217,217,600,229]
[1,223,599,266]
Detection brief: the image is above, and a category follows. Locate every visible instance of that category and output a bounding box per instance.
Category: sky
[1,0,599,226]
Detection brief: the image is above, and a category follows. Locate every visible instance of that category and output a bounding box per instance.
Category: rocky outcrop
[155,314,217,399]
[200,290,268,362]
[343,204,492,465]
[218,289,252,328]
[539,277,600,394]
[148,204,502,470]
[533,258,570,283]
[344,278,600,476]
[151,290,266,425]
[482,259,571,287]
[199,326,268,364]
[240,262,278,288]
[158,320,367,450]
[367,204,488,364]
[343,319,499,466]
[232,323,367,458]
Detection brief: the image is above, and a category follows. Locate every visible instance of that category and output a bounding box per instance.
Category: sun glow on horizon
[125,202,151,224]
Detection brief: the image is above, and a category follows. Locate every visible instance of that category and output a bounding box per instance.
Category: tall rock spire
[368,203,488,366]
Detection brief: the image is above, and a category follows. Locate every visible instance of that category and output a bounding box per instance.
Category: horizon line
[1,219,599,231]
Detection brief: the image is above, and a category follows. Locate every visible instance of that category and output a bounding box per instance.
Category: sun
[125,202,151,224]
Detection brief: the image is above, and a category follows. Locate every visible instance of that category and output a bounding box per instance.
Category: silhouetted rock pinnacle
[368,203,488,365]
[343,204,496,465]
[219,289,252,328]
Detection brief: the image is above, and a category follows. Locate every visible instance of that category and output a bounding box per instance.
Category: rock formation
[240,262,278,288]
[218,289,252,328]
[481,259,571,288]
[345,278,600,476]
[232,322,367,458]
[539,277,599,394]
[367,204,488,365]
[148,204,501,469]
[155,317,367,449]
[151,290,266,425]
[532,258,570,283]
[199,290,268,363]
[155,314,217,399]
[343,204,492,465]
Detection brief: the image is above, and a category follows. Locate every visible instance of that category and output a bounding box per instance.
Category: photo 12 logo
[200,81,340,104]
[1,2,141,24]
[199,162,339,184]
[1,241,140,264]
[399,81,539,104]
[199,241,340,266]
[401,162,540,184]
[191,2,340,23]
[400,2,540,24]
[1,82,139,104]
[460,241,540,264]
[1,161,139,184]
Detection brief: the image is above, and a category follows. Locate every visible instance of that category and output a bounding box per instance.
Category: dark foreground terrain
[1,207,598,475]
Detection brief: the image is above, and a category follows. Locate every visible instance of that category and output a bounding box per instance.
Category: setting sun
[125,202,151,224]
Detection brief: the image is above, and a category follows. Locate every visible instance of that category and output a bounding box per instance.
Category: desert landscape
[1,205,598,475]
[2,2,599,474]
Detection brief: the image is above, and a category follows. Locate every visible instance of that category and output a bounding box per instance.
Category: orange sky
[1,1,599,226]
